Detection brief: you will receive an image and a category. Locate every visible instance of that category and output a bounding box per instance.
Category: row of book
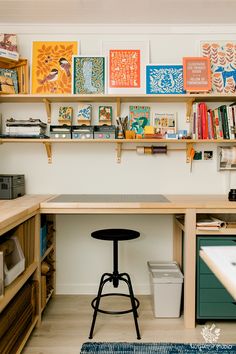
[192,102,236,140]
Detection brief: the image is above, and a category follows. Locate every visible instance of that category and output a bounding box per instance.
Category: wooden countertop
[0,194,52,235]
[40,194,236,213]
[1,194,236,233]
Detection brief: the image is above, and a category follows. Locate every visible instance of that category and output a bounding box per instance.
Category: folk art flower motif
[31,41,78,94]
[201,41,236,93]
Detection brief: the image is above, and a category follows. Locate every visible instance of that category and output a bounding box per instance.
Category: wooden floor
[23,295,236,354]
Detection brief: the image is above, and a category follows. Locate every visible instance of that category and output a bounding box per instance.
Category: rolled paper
[136,146,145,155]
[144,146,152,154]
[152,145,167,154]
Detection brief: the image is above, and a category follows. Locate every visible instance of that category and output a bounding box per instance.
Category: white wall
[1,24,236,294]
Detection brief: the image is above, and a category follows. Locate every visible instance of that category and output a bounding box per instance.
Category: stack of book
[192,102,236,140]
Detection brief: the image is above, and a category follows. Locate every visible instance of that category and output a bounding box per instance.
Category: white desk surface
[200,246,236,300]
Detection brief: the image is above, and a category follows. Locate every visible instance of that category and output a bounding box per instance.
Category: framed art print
[146,65,185,94]
[183,57,211,92]
[72,56,106,94]
[31,41,78,94]
[201,41,236,93]
[102,41,149,94]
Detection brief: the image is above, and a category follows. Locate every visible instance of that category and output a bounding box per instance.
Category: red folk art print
[109,49,141,88]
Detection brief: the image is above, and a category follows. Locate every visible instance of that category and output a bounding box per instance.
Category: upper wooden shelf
[0,93,236,103]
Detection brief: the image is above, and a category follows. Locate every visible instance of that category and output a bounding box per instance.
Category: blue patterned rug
[80,342,236,353]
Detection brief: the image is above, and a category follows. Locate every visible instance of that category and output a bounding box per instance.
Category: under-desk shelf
[1,138,236,164]
[0,262,37,312]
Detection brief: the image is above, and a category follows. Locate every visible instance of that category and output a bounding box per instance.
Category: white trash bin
[148,262,184,318]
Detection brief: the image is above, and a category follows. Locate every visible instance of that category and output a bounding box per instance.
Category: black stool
[89,228,141,340]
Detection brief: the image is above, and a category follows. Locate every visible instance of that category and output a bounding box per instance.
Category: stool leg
[89,273,111,339]
[122,273,141,340]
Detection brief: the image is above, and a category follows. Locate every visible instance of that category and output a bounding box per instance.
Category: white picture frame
[101,41,149,94]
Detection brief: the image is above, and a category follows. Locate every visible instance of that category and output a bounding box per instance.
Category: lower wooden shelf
[0,262,37,312]
[16,316,39,354]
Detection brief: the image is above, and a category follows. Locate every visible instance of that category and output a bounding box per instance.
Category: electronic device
[50,125,71,139]
[0,174,25,200]
[228,189,236,201]
[72,126,94,139]
[94,125,116,139]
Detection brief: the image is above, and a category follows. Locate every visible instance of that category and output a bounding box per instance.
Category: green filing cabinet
[197,235,236,320]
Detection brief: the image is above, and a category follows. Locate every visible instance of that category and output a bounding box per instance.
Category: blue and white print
[146,65,185,94]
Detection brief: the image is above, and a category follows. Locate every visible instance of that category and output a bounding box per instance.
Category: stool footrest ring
[91,293,140,315]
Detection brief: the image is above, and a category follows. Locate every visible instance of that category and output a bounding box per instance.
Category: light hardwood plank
[23,295,236,354]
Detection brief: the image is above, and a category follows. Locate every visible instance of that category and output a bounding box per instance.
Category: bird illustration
[59,57,71,77]
[40,68,58,84]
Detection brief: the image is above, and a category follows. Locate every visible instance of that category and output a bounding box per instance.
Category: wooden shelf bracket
[43,142,52,164]
[43,98,51,123]
[186,98,195,123]
[116,142,122,163]
[186,142,194,163]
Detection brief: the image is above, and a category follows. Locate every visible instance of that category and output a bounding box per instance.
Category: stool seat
[91,228,140,241]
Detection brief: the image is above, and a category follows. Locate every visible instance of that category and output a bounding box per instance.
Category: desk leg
[184,209,196,329]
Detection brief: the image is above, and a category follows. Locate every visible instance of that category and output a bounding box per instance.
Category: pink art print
[109,49,140,88]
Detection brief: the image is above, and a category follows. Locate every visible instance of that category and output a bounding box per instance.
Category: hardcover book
[0,68,18,93]
[153,113,177,136]
[0,34,19,62]
[129,105,150,134]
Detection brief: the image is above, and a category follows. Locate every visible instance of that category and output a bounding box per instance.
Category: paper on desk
[196,216,226,230]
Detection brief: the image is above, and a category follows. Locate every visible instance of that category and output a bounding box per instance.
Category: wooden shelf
[1,137,236,164]
[0,262,37,312]
[0,93,236,103]
[15,316,38,354]
[41,289,54,313]
[1,93,235,123]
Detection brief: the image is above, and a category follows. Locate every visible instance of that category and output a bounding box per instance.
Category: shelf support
[43,98,51,123]
[116,98,121,117]
[116,142,122,163]
[186,142,194,163]
[186,98,195,123]
[43,142,52,164]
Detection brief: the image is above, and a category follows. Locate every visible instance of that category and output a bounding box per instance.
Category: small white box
[4,236,25,286]
[148,261,183,318]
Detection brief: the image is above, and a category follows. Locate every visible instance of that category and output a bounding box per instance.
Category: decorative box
[50,125,71,139]
[72,126,94,139]
[94,125,116,139]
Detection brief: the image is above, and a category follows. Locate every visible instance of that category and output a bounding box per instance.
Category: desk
[200,246,236,301]
[1,193,236,333]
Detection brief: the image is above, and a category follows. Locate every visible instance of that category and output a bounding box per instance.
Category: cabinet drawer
[199,288,235,303]
[199,302,236,318]
[200,274,224,289]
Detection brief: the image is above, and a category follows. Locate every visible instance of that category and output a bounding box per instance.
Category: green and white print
[72,56,105,94]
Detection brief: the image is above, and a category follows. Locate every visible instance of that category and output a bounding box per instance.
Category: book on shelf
[196,215,226,231]
[192,102,236,140]
[0,34,19,62]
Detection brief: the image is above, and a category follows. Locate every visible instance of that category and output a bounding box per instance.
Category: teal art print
[129,105,150,135]
[72,56,105,94]
[146,65,185,94]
